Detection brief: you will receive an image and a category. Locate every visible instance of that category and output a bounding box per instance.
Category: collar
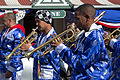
[8,24,25,34]
[46,27,54,38]
[85,23,102,37]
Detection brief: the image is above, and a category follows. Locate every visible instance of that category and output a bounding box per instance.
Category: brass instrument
[25,28,75,59]
[94,11,106,23]
[67,11,106,49]
[5,27,38,61]
[74,11,106,41]
[109,66,120,80]
[25,11,106,58]
[104,28,120,41]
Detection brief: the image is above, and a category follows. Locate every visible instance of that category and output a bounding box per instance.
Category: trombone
[104,28,120,41]
[5,27,38,61]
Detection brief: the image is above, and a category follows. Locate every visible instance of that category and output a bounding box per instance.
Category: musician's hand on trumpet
[20,36,32,51]
[50,33,63,48]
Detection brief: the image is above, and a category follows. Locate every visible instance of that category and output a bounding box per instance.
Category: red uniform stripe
[80,0,102,5]
[18,0,32,5]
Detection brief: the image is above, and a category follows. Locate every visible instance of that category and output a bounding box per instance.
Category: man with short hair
[51,4,112,80]
[0,12,25,80]
[21,10,60,80]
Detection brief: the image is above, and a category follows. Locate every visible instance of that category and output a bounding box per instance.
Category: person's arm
[54,30,111,79]
[20,35,41,58]
[51,34,76,69]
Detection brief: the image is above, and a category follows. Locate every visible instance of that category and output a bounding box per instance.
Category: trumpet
[104,28,120,41]
[5,27,38,61]
[25,11,106,58]
[25,27,75,59]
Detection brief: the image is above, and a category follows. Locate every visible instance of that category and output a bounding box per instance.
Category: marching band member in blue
[0,13,25,80]
[21,10,60,80]
[103,29,120,79]
[108,38,120,79]
[51,4,112,80]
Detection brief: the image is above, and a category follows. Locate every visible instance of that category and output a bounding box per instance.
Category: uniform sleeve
[7,29,25,72]
[110,39,120,50]
[55,43,75,68]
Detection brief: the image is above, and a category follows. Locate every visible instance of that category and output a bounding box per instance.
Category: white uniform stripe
[96,0,115,5]
[5,0,21,6]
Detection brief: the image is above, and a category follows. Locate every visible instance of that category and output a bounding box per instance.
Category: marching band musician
[105,33,120,79]
[0,13,25,80]
[103,31,113,62]
[51,4,112,80]
[21,10,60,80]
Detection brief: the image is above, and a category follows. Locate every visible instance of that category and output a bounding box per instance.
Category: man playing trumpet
[21,10,60,80]
[51,4,112,80]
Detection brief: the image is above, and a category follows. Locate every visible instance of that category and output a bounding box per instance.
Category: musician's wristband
[55,44,67,53]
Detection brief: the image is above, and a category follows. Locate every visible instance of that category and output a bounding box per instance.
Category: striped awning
[0,0,32,8]
[70,0,120,8]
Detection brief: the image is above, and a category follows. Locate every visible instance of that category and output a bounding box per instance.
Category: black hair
[75,4,96,20]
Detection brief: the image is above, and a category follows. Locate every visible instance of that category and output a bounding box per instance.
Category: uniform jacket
[29,27,60,80]
[0,24,25,80]
[55,23,112,80]
[109,39,120,80]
